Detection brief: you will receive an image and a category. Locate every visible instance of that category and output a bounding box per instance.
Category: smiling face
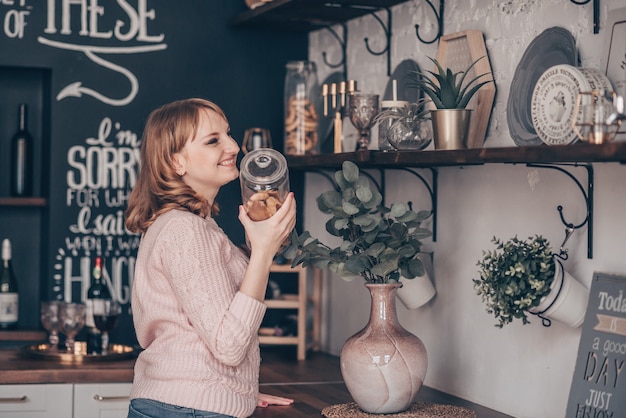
[173,108,240,202]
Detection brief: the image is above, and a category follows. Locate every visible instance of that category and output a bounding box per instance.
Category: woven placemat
[322,402,477,417]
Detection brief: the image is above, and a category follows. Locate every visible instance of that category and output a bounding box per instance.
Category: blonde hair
[125,98,227,234]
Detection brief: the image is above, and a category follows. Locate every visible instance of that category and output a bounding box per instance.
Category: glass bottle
[0,239,19,330]
[240,148,290,222]
[86,256,111,353]
[10,104,33,197]
[284,60,320,155]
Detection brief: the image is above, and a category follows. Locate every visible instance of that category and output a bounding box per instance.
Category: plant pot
[340,283,428,414]
[397,272,436,310]
[529,259,589,328]
[430,109,472,150]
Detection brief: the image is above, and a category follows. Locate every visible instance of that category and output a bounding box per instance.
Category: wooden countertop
[0,348,135,384]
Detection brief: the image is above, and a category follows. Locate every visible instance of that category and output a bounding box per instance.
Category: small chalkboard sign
[566,272,626,418]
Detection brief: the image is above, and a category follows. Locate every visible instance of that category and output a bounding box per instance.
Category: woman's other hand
[257,392,294,407]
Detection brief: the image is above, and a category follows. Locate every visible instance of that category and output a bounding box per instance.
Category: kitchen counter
[0,348,135,384]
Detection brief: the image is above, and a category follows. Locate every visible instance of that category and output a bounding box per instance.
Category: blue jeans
[127,398,236,418]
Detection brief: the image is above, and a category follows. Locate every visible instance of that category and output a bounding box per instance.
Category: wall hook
[363,7,391,76]
[321,23,348,81]
[555,226,575,261]
[569,0,599,34]
[415,0,445,44]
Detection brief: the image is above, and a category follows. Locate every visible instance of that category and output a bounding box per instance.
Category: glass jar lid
[240,148,288,188]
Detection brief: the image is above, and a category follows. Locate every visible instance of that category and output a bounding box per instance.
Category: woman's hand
[238,192,297,301]
[239,192,296,258]
[257,392,294,407]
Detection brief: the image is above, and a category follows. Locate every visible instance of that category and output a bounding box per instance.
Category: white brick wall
[305,1,625,417]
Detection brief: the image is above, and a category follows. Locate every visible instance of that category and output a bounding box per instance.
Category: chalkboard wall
[0,1,307,345]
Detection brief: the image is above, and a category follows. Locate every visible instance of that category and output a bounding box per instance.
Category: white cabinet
[73,383,131,418]
[0,384,73,417]
[0,383,131,418]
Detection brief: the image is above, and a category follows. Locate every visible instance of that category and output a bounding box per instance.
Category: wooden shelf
[265,297,300,309]
[0,330,46,342]
[262,263,322,360]
[285,142,626,170]
[230,0,410,32]
[0,197,47,207]
[259,335,299,345]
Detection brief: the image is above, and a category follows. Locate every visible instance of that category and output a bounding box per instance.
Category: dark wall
[0,1,307,344]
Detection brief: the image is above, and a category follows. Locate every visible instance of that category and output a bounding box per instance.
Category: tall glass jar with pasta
[283,61,320,155]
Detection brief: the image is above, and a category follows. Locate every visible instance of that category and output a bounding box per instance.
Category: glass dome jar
[378,99,408,151]
[239,148,290,221]
[283,60,320,155]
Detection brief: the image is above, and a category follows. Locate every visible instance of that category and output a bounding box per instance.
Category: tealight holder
[573,90,621,144]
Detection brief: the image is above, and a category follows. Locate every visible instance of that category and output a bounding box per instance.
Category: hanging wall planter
[529,258,589,328]
[474,235,589,328]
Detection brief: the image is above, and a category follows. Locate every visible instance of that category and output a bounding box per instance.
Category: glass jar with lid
[378,98,408,151]
[284,60,320,155]
[239,148,290,221]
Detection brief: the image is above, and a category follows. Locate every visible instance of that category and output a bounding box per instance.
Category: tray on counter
[20,342,137,364]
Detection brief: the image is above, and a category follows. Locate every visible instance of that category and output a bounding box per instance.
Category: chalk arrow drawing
[38,37,167,107]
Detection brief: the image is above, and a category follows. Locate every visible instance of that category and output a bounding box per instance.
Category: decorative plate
[531,65,613,146]
[507,27,577,146]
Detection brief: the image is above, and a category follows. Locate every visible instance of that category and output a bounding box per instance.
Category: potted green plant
[410,56,493,149]
[374,99,432,151]
[473,235,588,328]
[283,161,432,414]
[284,161,432,283]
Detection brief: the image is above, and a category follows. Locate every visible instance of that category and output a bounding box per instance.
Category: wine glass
[40,301,62,350]
[348,93,380,151]
[58,302,86,353]
[94,300,121,355]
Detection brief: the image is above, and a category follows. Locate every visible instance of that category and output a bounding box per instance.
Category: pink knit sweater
[129,209,267,418]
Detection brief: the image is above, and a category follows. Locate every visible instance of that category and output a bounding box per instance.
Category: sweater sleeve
[157,215,266,367]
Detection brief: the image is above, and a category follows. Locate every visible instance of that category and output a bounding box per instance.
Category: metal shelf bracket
[307,168,435,241]
[569,0,600,34]
[527,163,594,259]
[415,0,445,44]
[363,7,392,76]
[381,167,438,242]
[321,23,348,81]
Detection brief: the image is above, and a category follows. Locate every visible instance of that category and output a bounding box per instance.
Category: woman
[125,98,296,417]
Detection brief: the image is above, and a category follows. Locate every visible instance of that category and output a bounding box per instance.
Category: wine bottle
[10,104,34,197]
[0,239,19,330]
[86,257,111,353]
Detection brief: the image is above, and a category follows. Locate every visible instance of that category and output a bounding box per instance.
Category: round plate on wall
[507,27,577,146]
[531,65,613,146]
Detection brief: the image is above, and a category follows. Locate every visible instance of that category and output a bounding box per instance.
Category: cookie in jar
[240,149,290,221]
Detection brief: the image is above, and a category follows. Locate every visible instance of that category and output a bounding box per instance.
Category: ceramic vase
[529,258,589,328]
[340,283,428,414]
[431,109,472,150]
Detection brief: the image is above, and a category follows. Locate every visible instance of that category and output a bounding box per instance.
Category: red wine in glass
[94,313,120,332]
[94,300,121,354]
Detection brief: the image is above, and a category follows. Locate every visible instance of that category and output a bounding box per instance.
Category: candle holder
[348,93,380,151]
[321,80,357,153]
[573,90,622,144]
